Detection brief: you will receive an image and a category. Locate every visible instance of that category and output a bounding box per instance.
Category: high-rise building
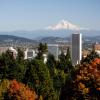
[71,33,82,65]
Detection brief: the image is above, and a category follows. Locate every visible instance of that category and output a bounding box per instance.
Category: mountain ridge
[0,35,37,43]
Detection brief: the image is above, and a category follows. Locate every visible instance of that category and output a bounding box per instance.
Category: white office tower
[71,33,82,65]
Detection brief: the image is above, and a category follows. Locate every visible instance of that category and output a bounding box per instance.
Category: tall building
[71,33,82,65]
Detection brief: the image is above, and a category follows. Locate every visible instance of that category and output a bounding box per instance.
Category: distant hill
[0,35,37,43]
[0,29,100,43]
[40,36,70,44]
[0,29,100,40]
[84,36,100,43]
[40,36,100,44]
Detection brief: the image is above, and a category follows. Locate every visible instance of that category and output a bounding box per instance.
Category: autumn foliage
[8,79,38,100]
[0,79,10,99]
[60,58,100,100]
[0,79,37,100]
[74,58,100,99]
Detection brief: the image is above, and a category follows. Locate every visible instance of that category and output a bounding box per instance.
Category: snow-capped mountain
[45,20,88,30]
[0,20,99,39]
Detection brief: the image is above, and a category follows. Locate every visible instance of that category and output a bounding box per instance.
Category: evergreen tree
[47,54,56,69]
[37,43,48,59]
[0,50,15,79]
[16,48,24,62]
[58,51,66,70]
[24,59,57,100]
[0,49,26,81]
[46,54,57,80]
[65,47,72,72]
[57,47,72,71]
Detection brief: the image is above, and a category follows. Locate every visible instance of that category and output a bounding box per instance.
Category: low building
[93,42,100,56]
[0,47,17,59]
[0,47,9,54]
[8,47,18,59]
[95,50,100,56]
[24,49,37,60]
[43,54,47,64]
[82,50,90,58]
[93,42,100,51]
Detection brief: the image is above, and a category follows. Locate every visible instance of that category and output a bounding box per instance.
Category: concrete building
[43,54,47,64]
[8,47,18,59]
[71,33,82,65]
[24,48,47,63]
[93,42,100,51]
[82,49,90,58]
[93,42,100,56]
[24,49,37,60]
[0,47,17,59]
[0,47,9,54]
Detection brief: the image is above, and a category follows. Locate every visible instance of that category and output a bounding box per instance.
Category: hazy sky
[0,0,100,31]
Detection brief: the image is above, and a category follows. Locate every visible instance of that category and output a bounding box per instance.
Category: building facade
[93,42,100,56]
[71,33,82,65]
[24,49,37,60]
[0,47,17,59]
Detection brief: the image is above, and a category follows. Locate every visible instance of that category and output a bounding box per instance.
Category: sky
[0,0,100,31]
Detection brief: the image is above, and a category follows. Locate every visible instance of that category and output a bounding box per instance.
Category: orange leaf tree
[60,58,100,100]
[0,79,37,100]
[6,79,38,100]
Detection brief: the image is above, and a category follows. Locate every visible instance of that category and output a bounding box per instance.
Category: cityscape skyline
[0,0,100,32]
[0,1,100,99]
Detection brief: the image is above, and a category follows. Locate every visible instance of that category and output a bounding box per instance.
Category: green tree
[0,49,26,82]
[16,48,24,62]
[65,47,72,71]
[47,54,56,68]
[0,50,15,79]
[57,51,66,70]
[37,43,48,59]
[24,59,56,100]
[46,54,57,80]
[47,53,67,99]
[53,69,67,98]
[57,47,72,72]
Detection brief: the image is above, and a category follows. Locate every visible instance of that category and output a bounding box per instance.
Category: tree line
[0,43,72,100]
[0,43,100,100]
